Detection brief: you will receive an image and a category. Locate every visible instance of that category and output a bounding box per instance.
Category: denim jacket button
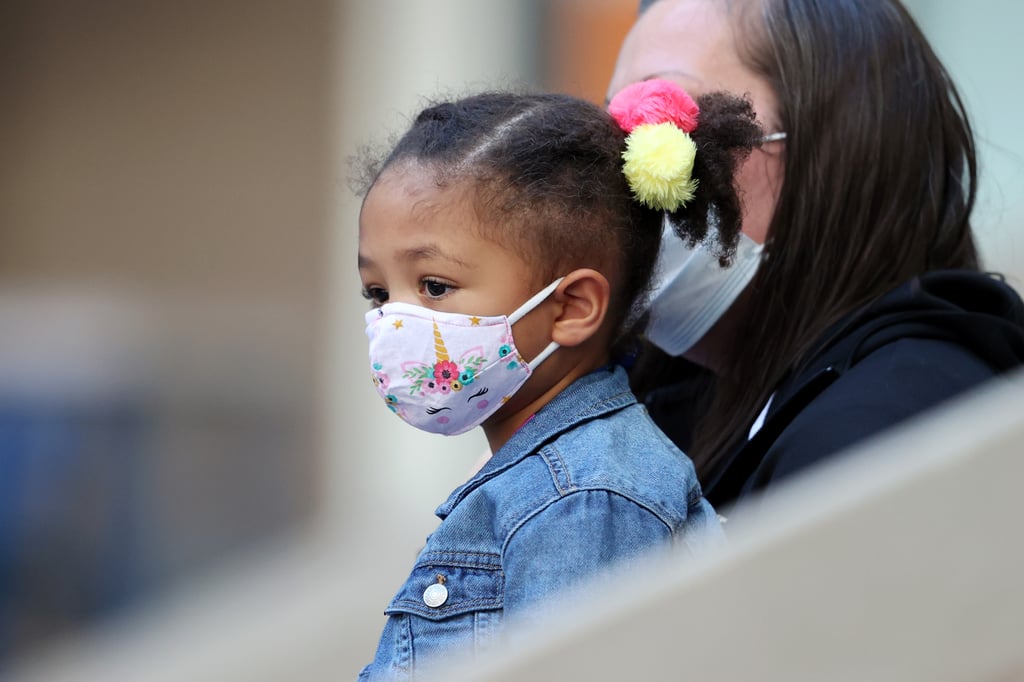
[423,581,448,608]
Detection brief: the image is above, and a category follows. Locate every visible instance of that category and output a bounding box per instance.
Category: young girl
[356,80,761,679]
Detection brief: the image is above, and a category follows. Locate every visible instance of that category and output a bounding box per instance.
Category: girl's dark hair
[360,90,760,341]
[669,91,765,264]
[638,0,980,476]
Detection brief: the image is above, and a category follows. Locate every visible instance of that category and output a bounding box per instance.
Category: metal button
[423,578,448,608]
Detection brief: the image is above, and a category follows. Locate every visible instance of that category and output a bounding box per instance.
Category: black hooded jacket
[642,270,1024,509]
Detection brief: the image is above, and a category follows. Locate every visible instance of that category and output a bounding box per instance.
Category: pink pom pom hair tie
[608,78,700,134]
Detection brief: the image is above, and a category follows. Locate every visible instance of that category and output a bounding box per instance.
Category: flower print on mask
[371,362,390,391]
[384,393,402,414]
[400,321,488,396]
[497,333,524,371]
[433,360,460,391]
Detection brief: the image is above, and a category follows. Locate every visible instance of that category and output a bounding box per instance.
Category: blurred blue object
[0,398,150,661]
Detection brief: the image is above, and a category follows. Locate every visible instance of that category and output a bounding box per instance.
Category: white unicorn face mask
[364,279,562,436]
[645,217,764,355]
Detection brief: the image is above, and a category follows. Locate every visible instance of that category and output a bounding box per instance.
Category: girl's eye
[421,278,455,300]
[361,286,388,307]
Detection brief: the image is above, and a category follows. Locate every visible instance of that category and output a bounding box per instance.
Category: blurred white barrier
[7,368,1024,682]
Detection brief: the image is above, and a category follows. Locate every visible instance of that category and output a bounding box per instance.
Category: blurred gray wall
[905,0,1024,286]
[324,0,540,576]
[0,0,331,656]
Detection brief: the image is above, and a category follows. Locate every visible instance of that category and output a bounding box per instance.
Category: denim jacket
[359,366,722,680]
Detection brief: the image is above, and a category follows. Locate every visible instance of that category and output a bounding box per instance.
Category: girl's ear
[550,269,611,348]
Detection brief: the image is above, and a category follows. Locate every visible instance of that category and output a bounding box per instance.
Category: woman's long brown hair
[681,0,980,477]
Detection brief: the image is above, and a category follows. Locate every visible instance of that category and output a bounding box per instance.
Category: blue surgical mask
[643,217,763,356]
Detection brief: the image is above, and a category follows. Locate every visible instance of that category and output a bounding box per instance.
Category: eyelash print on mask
[425,406,453,415]
[467,387,489,401]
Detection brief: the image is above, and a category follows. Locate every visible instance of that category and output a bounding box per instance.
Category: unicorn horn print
[433,320,449,363]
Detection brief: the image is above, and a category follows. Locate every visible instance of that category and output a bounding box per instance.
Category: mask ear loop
[525,339,561,370]
[507,277,565,325]
[507,276,565,371]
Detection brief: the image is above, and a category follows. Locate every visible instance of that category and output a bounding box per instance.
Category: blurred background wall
[903,0,1024,287]
[0,0,330,659]
[0,0,1021,677]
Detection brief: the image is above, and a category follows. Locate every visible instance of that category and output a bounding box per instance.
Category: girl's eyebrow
[398,244,471,268]
[357,245,471,270]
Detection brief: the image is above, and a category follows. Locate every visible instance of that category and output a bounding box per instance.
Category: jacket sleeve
[502,489,672,615]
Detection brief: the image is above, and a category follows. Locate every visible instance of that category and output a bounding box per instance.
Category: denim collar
[435,365,635,519]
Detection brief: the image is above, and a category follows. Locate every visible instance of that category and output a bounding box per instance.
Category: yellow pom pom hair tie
[607,79,701,212]
[622,122,698,211]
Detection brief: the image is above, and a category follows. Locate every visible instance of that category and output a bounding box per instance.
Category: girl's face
[607,0,784,245]
[358,162,553,361]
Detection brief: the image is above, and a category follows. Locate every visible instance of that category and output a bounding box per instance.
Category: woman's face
[607,0,784,244]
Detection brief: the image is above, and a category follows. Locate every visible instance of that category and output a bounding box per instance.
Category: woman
[609,0,1024,507]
